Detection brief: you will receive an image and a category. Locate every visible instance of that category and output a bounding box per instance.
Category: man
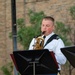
[29,16,66,75]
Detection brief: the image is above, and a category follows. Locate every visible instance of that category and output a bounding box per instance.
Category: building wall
[0,0,75,75]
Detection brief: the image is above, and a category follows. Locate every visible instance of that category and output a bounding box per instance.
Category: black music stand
[61,46,75,68]
[11,49,58,75]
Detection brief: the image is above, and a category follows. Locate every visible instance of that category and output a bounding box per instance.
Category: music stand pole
[33,62,35,75]
[30,61,39,75]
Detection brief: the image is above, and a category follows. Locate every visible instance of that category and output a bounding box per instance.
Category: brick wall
[0,0,75,75]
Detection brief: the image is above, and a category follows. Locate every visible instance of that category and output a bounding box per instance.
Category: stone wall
[0,0,75,75]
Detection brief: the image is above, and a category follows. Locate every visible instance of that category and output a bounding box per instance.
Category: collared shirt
[29,32,66,70]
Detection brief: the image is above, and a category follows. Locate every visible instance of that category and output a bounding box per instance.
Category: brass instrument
[33,31,45,50]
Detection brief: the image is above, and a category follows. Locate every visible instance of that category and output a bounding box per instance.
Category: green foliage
[28,10,45,25]
[1,62,13,75]
[17,24,35,49]
[17,10,45,49]
[28,10,45,33]
[70,6,75,19]
[55,21,72,46]
[17,18,25,28]
[1,66,11,75]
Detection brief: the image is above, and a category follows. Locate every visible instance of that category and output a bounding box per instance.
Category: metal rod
[11,0,18,75]
[33,62,35,75]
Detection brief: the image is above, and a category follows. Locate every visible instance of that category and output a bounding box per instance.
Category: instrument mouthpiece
[42,31,46,34]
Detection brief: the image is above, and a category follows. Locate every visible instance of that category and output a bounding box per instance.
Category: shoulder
[54,34,64,43]
[53,34,65,46]
[52,34,60,40]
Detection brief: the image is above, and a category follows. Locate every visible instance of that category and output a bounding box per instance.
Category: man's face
[41,19,54,36]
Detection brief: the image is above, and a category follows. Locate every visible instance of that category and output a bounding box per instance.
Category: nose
[43,25,46,29]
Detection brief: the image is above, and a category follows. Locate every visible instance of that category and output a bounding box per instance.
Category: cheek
[47,28,53,33]
[47,28,51,31]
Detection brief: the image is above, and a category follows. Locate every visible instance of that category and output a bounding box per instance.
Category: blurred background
[0,0,75,75]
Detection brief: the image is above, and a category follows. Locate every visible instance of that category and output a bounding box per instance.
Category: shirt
[29,32,66,70]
